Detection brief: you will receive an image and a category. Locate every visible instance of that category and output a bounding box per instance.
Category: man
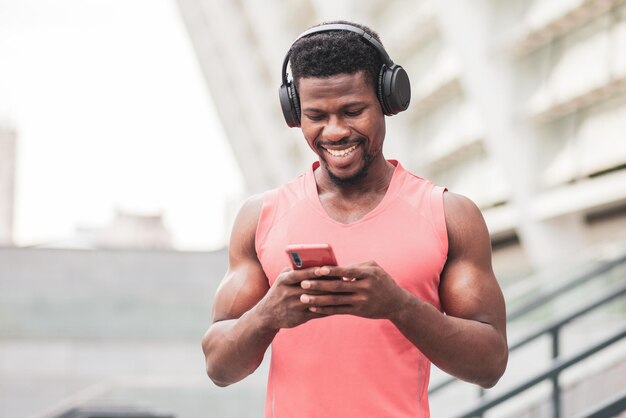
[202,21,508,417]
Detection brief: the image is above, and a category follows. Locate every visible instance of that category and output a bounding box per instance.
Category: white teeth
[325,144,358,157]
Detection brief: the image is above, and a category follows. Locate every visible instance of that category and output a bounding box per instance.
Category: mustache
[317,138,364,148]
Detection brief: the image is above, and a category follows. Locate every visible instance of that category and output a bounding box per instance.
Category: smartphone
[285,243,337,270]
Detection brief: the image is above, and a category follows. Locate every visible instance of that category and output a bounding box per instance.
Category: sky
[0,0,245,250]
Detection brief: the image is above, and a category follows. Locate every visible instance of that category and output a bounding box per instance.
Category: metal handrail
[429,253,626,395]
[508,280,626,351]
[454,326,626,418]
[507,253,626,321]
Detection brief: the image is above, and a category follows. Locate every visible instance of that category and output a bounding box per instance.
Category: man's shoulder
[442,191,489,251]
[239,170,308,212]
[267,169,310,204]
[443,192,483,219]
[391,161,444,205]
[393,159,439,186]
[234,194,265,231]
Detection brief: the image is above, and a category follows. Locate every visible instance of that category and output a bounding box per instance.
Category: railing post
[551,327,561,418]
[552,372,561,418]
[476,387,486,418]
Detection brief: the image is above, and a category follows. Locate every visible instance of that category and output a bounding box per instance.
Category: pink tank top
[256,160,447,418]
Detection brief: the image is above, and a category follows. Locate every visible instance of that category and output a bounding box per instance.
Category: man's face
[297,71,386,186]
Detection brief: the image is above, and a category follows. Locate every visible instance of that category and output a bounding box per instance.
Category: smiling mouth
[323,143,359,158]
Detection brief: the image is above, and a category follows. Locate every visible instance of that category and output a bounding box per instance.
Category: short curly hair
[289,20,384,93]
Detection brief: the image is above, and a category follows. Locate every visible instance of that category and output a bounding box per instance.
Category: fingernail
[300,294,310,303]
[318,267,330,275]
[301,280,311,289]
[309,307,317,312]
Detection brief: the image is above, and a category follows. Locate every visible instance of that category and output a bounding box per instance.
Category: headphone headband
[279,23,411,127]
[281,24,394,87]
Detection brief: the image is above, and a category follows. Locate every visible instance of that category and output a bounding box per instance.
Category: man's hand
[296,261,408,320]
[255,267,332,330]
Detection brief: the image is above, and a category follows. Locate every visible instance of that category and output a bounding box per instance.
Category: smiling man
[202,21,508,418]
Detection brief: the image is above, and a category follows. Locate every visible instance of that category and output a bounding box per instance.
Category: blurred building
[85,210,173,250]
[177,0,626,280]
[39,210,175,250]
[0,126,16,247]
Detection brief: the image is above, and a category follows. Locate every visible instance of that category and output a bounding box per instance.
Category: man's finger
[300,293,358,307]
[278,266,331,285]
[301,278,359,292]
[323,265,369,280]
[309,305,353,315]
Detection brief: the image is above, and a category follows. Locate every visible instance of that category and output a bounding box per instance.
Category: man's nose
[323,116,350,142]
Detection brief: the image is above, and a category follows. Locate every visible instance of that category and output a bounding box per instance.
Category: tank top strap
[255,188,280,254]
[430,185,449,258]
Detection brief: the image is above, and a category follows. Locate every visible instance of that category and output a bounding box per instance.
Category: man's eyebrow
[302,102,369,112]
[302,107,324,113]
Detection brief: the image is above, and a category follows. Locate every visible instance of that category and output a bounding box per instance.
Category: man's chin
[327,165,368,186]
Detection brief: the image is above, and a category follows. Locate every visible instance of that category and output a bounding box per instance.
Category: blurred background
[1,0,625,417]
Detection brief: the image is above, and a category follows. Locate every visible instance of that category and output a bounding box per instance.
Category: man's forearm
[391,290,508,388]
[202,307,278,387]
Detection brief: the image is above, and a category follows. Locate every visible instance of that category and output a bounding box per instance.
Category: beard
[324,150,375,187]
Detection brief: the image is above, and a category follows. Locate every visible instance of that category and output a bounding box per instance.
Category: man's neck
[312,158,396,224]
[315,158,395,197]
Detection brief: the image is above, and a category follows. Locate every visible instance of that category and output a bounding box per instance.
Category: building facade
[177,0,626,279]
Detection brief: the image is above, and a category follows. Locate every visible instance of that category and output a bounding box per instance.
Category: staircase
[429,241,626,418]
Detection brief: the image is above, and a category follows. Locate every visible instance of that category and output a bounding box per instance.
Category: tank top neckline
[304,159,405,226]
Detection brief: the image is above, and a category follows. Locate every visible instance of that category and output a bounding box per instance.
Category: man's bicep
[440,260,505,326]
[439,192,506,327]
[211,194,270,323]
[212,261,270,323]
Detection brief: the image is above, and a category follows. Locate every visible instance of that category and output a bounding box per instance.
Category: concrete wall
[0,247,266,418]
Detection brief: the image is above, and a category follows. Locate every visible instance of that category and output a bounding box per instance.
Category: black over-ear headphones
[279,23,411,128]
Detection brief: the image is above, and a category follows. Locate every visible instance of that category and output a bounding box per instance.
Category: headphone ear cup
[380,65,411,116]
[290,83,301,126]
[377,65,389,115]
[279,81,301,128]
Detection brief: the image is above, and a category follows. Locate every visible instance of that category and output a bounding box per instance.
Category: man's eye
[346,109,364,117]
[306,114,325,121]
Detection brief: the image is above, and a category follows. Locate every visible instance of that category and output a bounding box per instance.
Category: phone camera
[290,252,302,268]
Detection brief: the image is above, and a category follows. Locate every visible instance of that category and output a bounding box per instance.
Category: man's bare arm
[202,195,329,387]
[392,191,508,387]
[202,195,275,386]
